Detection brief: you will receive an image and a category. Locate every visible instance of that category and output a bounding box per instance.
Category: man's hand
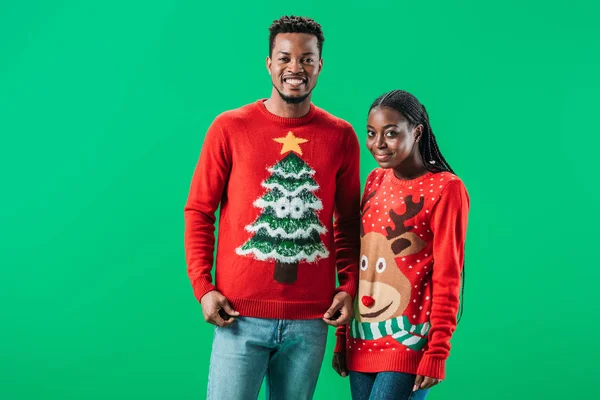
[323,291,353,327]
[200,290,240,327]
[332,352,348,378]
[413,375,442,391]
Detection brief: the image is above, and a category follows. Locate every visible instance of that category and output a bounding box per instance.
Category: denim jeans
[207,316,328,400]
[349,371,429,400]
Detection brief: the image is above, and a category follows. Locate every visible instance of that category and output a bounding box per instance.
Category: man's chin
[274,86,312,104]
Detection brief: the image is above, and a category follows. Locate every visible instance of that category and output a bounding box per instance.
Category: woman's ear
[414,124,424,142]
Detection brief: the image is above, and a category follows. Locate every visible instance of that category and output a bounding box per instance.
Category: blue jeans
[207,317,328,400]
[350,371,429,400]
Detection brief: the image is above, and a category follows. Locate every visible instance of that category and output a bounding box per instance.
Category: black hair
[268,15,324,57]
[370,90,465,323]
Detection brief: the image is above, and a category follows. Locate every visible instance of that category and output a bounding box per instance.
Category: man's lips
[283,76,307,87]
[360,301,393,318]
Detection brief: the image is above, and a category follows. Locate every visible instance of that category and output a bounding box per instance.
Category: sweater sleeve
[184,117,231,303]
[334,325,348,353]
[416,180,469,380]
[332,128,361,299]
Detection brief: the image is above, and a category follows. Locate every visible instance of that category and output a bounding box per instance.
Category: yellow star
[273,131,309,156]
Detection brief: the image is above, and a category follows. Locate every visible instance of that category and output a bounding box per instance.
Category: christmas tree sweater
[334,168,469,380]
[184,99,361,320]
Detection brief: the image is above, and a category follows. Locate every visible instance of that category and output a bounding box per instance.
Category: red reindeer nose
[362,296,375,308]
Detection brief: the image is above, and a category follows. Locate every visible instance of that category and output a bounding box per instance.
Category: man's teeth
[286,79,304,84]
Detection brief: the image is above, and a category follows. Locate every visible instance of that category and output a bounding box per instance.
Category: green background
[1,1,598,399]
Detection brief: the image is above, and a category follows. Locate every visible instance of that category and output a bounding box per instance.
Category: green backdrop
[2,1,599,399]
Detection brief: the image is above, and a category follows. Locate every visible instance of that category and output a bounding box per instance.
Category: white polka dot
[420,234,423,237]
[386,342,389,345]
[432,198,435,201]
[419,306,423,310]
[392,348,396,351]
[349,346,352,349]
[379,219,381,221]
[368,214,371,217]
[420,182,423,185]
[430,190,433,192]
[358,348,362,350]
[425,210,429,213]
[354,341,356,344]
[381,349,384,351]
[406,348,410,352]
[440,185,443,188]
[369,349,372,352]
[374,343,377,346]
[419,292,421,295]
[372,224,375,227]
[414,285,418,288]
[426,296,430,300]
[413,299,417,303]
[409,265,413,269]
[388,219,391,222]
[417,260,420,262]
[424,283,428,286]
[417,272,420,274]
[425,254,428,256]
[426,312,430,316]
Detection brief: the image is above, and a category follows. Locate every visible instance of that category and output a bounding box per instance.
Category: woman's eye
[367,131,375,137]
[385,131,398,137]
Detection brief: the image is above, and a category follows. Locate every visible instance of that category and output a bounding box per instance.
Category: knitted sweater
[184,100,361,319]
[335,168,469,379]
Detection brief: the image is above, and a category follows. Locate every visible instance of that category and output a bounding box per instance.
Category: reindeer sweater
[334,168,469,380]
[184,100,361,320]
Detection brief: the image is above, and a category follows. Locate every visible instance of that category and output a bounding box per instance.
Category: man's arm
[323,127,361,327]
[333,127,361,299]
[184,116,238,326]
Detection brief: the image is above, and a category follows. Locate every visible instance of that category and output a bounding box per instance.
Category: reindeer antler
[385,195,425,239]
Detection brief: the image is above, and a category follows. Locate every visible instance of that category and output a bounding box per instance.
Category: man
[184,15,360,400]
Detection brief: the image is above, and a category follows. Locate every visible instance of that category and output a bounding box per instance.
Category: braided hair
[370,90,465,322]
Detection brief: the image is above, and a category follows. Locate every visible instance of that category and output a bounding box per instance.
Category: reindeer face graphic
[357,194,427,323]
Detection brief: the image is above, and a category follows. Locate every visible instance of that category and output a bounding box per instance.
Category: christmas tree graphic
[236,131,329,283]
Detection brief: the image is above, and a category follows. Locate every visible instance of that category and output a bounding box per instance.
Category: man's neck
[264,92,312,119]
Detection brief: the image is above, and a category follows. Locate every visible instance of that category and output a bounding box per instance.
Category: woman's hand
[413,375,442,391]
[332,352,348,378]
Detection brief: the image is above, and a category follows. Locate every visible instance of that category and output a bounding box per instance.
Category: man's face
[267,33,322,104]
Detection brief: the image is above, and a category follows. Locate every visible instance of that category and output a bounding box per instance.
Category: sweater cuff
[416,355,446,380]
[334,325,347,353]
[193,279,217,303]
[336,275,358,300]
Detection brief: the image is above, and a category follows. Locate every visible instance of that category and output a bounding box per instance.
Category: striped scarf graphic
[350,316,430,351]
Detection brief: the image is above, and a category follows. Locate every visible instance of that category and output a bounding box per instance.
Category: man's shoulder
[212,101,258,125]
[313,105,354,132]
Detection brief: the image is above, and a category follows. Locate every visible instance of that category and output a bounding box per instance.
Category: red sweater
[335,168,469,379]
[184,100,360,319]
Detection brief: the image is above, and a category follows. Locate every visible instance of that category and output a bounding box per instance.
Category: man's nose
[287,60,303,73]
